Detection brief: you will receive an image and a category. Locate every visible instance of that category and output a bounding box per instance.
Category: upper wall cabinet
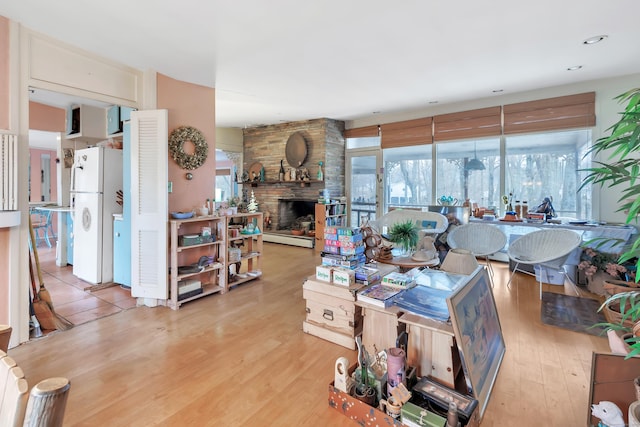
[107,105,137,137]
[67,104,107,141]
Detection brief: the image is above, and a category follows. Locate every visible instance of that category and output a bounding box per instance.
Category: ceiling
[2,1,640,128]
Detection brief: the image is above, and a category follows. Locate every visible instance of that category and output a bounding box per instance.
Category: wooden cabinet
[168,216,226,309]
[225,212,263,290]
[66,104,106,141]
[314,202,347,250]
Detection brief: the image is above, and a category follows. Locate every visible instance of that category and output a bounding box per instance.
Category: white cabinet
[67,104,107,141]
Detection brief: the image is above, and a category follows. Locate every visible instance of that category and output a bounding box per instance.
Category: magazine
[357,283,405,308]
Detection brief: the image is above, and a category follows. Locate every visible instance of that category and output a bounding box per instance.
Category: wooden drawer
[304,289,362,335]
[302,277,363,349]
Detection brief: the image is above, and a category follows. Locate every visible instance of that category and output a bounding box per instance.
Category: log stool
[23,377,70,427]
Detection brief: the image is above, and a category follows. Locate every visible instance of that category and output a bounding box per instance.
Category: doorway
[346,149,382,227]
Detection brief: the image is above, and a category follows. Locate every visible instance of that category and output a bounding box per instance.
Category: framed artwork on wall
[447,267,506,420]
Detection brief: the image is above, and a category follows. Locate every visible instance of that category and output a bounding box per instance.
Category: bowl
[291,229,305,236]
[171,211,194,219]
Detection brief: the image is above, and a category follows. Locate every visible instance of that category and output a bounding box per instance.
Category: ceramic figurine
[591,401,625,427]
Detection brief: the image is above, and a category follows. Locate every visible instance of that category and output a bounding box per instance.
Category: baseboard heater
[263,232,314,249]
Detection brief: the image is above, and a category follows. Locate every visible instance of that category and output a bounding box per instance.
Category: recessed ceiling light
[583,35,608,45]
[567,65,583,71]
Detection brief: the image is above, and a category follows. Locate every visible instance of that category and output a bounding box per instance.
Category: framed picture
[447,267,505,420]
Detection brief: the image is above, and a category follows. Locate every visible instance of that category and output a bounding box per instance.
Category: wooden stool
[23,377,70,427]
[0,325,12,353]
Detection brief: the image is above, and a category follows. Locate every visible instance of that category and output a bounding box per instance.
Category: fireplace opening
[277,199,316,230]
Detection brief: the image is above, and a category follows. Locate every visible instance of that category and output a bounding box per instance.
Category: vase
[587,271,616,296]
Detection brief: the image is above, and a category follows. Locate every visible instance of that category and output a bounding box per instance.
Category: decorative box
[332,267,355,287]
[315,266,333,282]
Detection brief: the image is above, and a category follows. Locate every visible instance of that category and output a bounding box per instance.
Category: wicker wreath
[168,126,208,170]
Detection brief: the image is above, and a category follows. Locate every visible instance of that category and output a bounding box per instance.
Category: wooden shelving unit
[314,202,348,250]
[226,212,264,289]
[238,180,323,187]
[168,216,226,310]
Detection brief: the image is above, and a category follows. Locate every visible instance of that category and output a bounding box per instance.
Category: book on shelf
[177,287,204,301]
[357,283,405,308]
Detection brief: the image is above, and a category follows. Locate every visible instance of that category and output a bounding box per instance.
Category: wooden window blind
[381,117,433,149]
[433,106,502,142]
[344,125,380,138]
[503,92,595,134]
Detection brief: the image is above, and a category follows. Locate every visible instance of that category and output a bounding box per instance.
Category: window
[215,149,235,202]
[436,138,501,209]
[505,129,591,218]
[383,145,433,209]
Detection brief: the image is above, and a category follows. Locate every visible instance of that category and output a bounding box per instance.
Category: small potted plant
[388,220,419,256]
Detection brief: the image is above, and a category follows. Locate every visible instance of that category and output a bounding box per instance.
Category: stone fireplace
[277,199,316,230]
[242,118,346,241]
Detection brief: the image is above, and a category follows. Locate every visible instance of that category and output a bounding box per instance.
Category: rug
[541,292,607,336]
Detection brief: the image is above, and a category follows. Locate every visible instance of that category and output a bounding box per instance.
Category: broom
[29,249,58,331]
[28,216,73,331]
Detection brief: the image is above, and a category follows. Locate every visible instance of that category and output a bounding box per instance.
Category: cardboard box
[332,268,355,287]
[315,266,333,282]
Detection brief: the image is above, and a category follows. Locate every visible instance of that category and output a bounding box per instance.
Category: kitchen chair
[30,208,55,248]
[506,229,582,299]
[446,223,507,287]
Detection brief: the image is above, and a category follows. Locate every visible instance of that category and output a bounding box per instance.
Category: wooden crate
[328,364,404,427]
[302,277,364,349]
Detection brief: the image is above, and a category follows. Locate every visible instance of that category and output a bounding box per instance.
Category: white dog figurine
[591,401,625,427]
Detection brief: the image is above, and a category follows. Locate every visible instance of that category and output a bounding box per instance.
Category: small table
[376,255,440,272]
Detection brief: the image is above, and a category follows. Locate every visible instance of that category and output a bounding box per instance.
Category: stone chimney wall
[242,118,345,230]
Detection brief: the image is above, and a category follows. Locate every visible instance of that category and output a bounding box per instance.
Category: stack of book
[177,279,203,301]
[356,283,404,308]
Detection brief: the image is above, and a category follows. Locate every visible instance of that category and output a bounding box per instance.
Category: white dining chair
[446,223,507,287]
[507,229,582,299]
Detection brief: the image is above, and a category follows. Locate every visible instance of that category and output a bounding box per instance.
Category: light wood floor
[10,243,609,426]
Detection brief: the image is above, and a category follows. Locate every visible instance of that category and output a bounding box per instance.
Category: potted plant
[582,88,640,358]
[387,220,419,255]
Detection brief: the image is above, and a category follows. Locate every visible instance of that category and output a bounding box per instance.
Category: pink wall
[0,16,9,130]
[29,101,66,132]
[157,73,216,213]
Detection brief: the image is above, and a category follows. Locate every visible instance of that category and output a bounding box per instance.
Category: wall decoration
[285,132,307,167]
[168,126,208,170]
[63,148,74,168]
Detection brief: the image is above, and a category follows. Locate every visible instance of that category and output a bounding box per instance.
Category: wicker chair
[507,229,582,299]
[446,223,507,286]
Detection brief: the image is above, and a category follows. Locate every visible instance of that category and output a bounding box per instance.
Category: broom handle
[28,250,40,302]
[28,215,46,288]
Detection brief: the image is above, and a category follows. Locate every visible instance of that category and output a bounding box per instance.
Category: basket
[602,300,636,329]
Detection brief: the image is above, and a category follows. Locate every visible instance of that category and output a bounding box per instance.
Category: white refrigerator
[71,146,123,284]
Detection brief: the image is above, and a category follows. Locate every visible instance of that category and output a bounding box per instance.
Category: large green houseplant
[581,88,640,358]
[387,220,419,254]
